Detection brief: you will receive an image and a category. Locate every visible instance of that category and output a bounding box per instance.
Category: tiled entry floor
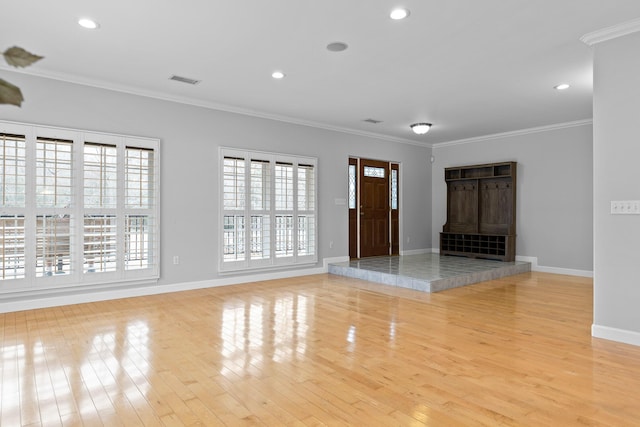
[328,253,531,292]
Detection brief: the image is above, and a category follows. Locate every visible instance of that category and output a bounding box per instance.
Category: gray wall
[1,71,432,287]
[431,124,593,271]
[592,31,640,336]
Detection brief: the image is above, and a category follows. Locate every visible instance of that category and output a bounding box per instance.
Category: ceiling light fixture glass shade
[554,83,570,90]
[410,123,432,135]
[390,8,410,20]
[78,18,99,29]
[271,71,285,79]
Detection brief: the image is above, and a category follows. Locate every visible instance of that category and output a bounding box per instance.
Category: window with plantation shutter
[0,121,159,294]
[220,148,317,271]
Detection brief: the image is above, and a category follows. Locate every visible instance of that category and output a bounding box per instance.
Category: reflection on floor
[328,253,531,292]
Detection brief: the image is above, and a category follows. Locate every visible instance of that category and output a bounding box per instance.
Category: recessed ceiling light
[78,18,99,29]
[272,71,285,79]
[390,8,410,20]
[554,83,570,90]
[326,42,349,52]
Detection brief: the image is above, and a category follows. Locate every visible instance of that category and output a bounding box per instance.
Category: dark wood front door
[360,159,390,257]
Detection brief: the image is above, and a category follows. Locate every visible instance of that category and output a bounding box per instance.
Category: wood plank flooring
[2,272,640,426]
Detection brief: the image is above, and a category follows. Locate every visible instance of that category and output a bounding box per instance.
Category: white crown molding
[0,66,428,148]
[432,119,593,149]
[580,17,640,46]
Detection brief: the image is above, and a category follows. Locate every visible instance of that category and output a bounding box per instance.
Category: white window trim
[0,120,160,295]
[219,147,318,273]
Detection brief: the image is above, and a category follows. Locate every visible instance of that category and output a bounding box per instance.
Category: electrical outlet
[611,201,619,214]
[611,200,640,215]
[173,256,179,265]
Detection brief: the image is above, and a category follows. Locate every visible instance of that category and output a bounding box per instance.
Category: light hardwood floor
[2,272,640,426]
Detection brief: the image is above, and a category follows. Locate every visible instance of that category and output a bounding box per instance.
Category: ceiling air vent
[363,118,383,124]
[169,75,201,85]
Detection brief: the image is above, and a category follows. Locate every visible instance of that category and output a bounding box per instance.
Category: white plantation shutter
[275,162,293,210]
[224,157,245,210]
[84,143,117,209]
[36,137,73,208]
[223,156,246,264]
[124,147,156,271]
[83,214,117,273]
[0,121,159,293]
[275,162,294,258]
[250,159,271,261]
[125,214,152,270]
[0,133,26,207]
[220,148,317,271]
[36,214,72,277]
[83,141,118,275]
[125,147,154,209]
[0,132,27,280]
[35,137,74,277]
[0,215,25,280]
[297,164,315,257]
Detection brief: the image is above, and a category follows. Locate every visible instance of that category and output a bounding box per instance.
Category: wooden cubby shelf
[441,161,517,262]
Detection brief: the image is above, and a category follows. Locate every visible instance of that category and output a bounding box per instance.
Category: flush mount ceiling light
[326,42,348,52]
[554,83,570,90]
[390,8,410,20]
[272,71,285,79]
[410,123,432,135]
[78,18,99,29]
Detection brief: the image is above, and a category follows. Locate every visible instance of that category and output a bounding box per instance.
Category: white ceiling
[3,1,640,145]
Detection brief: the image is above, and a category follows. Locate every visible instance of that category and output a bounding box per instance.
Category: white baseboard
[592,324,640,347]
[398,251,593,277]
[323,256,350,267]
[516,255,593,278]
[400,248,434,255]
[0,253,594,314]
[0,260,337,314]
[403,251,593,277]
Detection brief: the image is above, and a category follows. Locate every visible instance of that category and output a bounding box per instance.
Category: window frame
[219,147,318,272]
[0,120,160,295]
